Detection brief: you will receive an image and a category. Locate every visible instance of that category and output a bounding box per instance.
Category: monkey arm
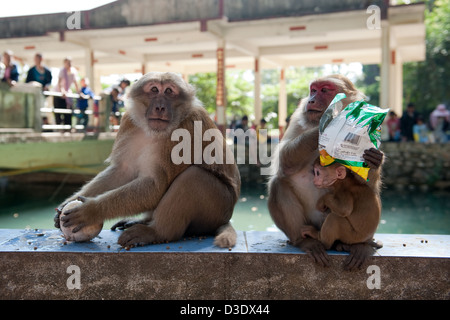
[319,192,353,218]
[366,167,382,194]
[60,171,170,231]
[279,128,319,175]
[362,148,384,193]
[54,164,136,228]
[97,174,169,216]
[77,165,136,198]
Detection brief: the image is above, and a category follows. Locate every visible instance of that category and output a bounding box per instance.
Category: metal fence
[0,83,123,134]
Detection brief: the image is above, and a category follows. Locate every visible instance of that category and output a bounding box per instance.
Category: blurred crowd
[0,50,130,132]
[1,49,449,141]
[386,102,450,143]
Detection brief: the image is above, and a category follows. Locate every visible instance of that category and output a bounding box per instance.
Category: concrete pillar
[379,20,390,110]
[390,49,403,115]
[216,39,226,134]
[94,72,102,95]
[278,67,287,137]
[84,48,95,91]
[254,57,262,124]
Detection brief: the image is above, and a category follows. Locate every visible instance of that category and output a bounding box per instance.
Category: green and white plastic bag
[318,93,389,181]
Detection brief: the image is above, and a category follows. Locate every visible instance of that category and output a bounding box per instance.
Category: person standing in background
[386,111,401,142]
[400,102,419,142]
[26,53,52,91]
[413,115,429,143]
[53,57,79,127]
[1,50,19,87]
[77,77,95,130]
[429,104,450,143]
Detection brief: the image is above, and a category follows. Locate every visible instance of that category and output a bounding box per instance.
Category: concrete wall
[0,229,448,300]
[381,142,450,190]
[0,84,42,130]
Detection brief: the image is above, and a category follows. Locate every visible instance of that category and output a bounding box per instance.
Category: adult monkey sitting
[55,72,240,248]
[268,74,383,270]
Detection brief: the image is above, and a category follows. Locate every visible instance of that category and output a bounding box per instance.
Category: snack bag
[318,93,389,181]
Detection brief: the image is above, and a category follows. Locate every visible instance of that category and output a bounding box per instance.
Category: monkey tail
[213,222,237,248]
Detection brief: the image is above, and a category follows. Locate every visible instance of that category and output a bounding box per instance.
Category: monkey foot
[117,224,160,247]
[111,219,148,231]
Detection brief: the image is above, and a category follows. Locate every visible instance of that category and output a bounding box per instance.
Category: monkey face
[313,164,328,188]
[305,80,339,124]
[313,163,347,188]
[143,81,177,131]
[128,72,195,136]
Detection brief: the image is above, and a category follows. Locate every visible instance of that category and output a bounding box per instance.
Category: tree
[188,72,217,115]
[356,0,449,118]
[403,0,450,117]
[189,70,254,122]
[355,64,380,107]
[226,70,254,118]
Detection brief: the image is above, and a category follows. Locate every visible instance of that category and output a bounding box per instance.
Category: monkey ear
[336,166,347,179]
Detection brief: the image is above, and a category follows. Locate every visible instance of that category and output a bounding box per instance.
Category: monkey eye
[151,87,159,93]
[321,88,328,93]
[164,88,173,94]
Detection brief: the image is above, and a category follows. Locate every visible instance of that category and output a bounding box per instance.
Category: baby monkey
[301,160,381,250]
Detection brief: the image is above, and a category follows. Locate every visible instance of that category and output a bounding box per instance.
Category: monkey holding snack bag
[301,94,388,251]
[318,93,389,181]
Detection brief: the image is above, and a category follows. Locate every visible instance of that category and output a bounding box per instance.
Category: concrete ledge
[0,229,448,300]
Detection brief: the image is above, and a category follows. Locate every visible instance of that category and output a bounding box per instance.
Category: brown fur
[267,74,383,270]
[301,163,381,249]
[55,72,240,248]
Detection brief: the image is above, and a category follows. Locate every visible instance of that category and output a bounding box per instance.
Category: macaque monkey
[301,161,381,250]
[54,72,241,248]
[268,74,383,270]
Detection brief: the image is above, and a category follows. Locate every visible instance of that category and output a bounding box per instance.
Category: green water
[0,181,449,234]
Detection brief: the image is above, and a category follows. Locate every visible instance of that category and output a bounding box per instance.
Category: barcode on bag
[344,132,362,145]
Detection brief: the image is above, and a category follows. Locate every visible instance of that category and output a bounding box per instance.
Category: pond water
[0,181,449,235]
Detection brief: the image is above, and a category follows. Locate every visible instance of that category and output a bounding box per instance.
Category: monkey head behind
[127,72,199,136]
[301,74,366,126]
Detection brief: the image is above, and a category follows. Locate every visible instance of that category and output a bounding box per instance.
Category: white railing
[41,91,122,132]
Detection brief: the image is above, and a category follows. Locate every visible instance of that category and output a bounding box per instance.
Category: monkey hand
[295,237,330,267]
[54,207,62,229]
[363,148,384,169]
[59,196,103,233]
[316,195,330,214]
[54,200,73,228]
[336,242,376,271]
[316,202,329,214]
